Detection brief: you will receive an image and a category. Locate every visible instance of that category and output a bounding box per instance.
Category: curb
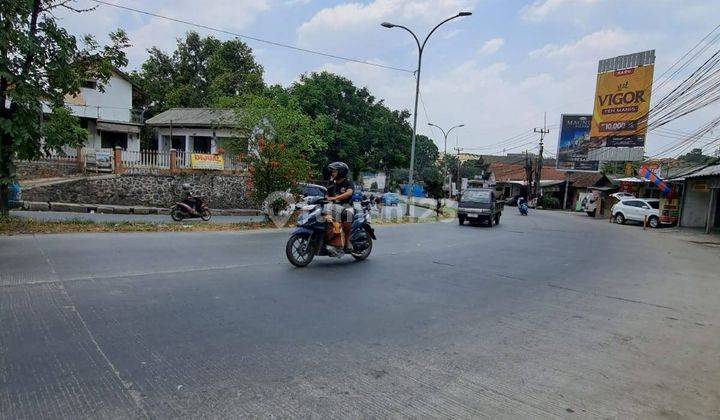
[12,201,262,217]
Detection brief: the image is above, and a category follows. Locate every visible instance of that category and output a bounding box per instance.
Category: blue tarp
[400,184,425,197]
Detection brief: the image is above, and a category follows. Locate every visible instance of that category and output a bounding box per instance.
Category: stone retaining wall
[23,173,252,209]
[16,160,81,180]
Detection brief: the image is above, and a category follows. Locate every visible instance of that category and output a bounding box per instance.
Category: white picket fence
[36,147,247,173]
[122,150,171,169]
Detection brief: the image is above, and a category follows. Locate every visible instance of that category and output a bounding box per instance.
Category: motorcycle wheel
[351,237,372,261]
[200,208,211,221]
[170,207,184,221]
[286,233,314,267]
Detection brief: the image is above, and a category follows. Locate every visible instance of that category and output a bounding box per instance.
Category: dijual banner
[590,51,655,148]
[191,153,224,170]
[555,114,598,172]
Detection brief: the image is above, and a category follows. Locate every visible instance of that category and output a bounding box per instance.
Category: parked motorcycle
[170,197,211,221]
[286,196,376,267]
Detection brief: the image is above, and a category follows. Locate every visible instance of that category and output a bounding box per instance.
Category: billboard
[590,50,655,149]
[556,114,598,172]
[191,153,224,170]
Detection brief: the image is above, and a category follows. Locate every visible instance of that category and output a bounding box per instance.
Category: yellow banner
[590,64,654,147]
[190,153,224,170]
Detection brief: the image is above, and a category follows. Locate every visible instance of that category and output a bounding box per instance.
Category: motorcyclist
[325,162,355,252]
[181,183,200,214]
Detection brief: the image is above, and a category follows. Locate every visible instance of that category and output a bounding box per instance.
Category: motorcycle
[170,197,211,221]
[286,196,376,267]
[518,200,529,216]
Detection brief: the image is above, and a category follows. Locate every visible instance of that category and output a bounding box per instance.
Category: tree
[288,71,413,177]
[460,158,488,180]
[420,166,445,218]
[1,0,129,215]
[132,32,265,116]
[678,148,715,165]
[222,94,326,160]
[413,134,439,174]
[226,94,322,206]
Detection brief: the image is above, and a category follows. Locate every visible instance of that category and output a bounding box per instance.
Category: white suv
[611,198,662,228]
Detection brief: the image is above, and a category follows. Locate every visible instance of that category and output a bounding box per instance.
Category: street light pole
[382,12,471,217]
[428,123,464,198]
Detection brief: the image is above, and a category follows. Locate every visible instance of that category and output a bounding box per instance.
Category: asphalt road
[1,210,719,418]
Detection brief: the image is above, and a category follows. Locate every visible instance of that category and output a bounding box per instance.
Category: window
[462,190,492,203]
[646,201,660,209]
[82,80,97,89]
[100,131,128,149]
[624,200,642,208]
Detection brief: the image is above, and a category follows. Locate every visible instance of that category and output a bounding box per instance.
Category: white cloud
[478,38,504,55]
[55,0,271,70]
[520,0,600,22]
[297,0,476,51]
[528,28,638,72]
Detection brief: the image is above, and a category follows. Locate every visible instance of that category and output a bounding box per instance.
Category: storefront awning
[97,120,141,134]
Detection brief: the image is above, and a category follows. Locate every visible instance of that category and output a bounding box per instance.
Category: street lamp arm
[421,14,464,50]
[446,124,464,137]
[428,123,448,139]
[392,24,421,51]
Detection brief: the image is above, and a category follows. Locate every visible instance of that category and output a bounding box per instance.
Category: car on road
[611,198,663,228]
[457,188,503,227]
[611,192,636,200]
[381,192,400,206]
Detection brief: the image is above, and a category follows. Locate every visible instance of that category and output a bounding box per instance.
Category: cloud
[478,38,504,55]
[528,28,638,72]
[520,0,600,22]
[297,0,476,52]
[55,0,272,70]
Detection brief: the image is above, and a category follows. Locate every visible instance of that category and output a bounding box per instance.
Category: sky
[56,0,720,159]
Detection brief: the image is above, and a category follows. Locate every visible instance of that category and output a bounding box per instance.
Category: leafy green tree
[1,0,128,215]
[413,134,439,174]
[225,94,322,205]
[677,148,715,165]
[43,106,88,152]
[461,158,488,180]
[132,32,265,116]
[222,94,326,160]
[288,71,413,177]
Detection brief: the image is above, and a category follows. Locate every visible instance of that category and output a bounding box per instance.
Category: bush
[538,195,560,209]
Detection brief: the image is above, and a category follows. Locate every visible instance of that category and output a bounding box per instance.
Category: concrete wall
[22,173,252,209]
[681,186,710,228]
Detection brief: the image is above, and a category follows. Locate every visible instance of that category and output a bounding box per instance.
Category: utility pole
[524,150,533,199]
[533,113,549,200]
[454,146,463,197]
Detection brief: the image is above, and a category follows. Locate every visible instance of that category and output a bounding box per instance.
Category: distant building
[145,108,242,162]
[45,67,143,153]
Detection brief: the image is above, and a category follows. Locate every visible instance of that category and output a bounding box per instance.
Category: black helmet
[327,161,349,179]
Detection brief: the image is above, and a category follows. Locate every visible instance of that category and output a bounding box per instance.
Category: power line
[88,0,413,74]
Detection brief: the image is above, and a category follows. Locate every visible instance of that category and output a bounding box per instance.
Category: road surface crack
[547,284,675,311]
